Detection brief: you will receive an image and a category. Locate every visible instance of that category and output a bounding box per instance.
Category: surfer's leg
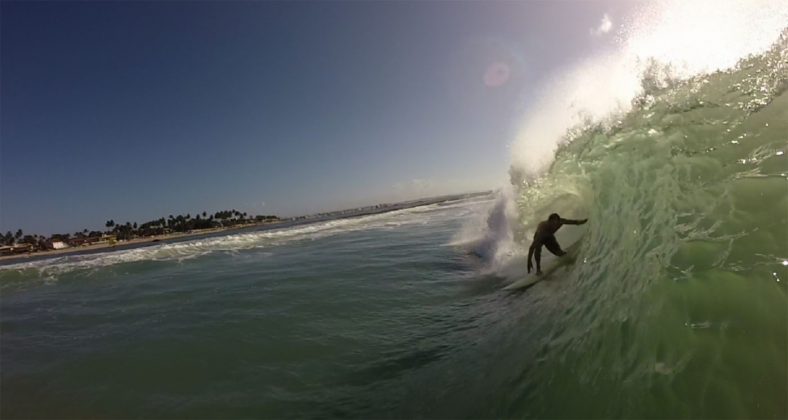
[534,245,543,274]
[544,236,566,256]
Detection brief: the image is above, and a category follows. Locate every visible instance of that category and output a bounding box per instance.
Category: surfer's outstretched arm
[559,218,588,225]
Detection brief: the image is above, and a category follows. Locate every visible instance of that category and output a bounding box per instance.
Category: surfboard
[503,238,582,291]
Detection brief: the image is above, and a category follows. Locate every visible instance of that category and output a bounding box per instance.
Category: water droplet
[655,362,673,375]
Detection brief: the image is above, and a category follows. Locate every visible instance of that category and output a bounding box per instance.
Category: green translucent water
[510,32,788,418]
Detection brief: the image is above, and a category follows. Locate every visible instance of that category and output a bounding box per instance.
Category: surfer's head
[548,213,560,222]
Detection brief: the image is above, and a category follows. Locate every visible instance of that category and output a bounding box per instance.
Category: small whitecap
[776,151,784,156]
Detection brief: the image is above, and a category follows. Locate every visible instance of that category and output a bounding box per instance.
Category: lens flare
[483,62,511,87]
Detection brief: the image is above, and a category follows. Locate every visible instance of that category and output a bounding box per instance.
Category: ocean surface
[3,4,788,419]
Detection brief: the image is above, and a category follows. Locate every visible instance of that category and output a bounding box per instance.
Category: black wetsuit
[527,217,587,274]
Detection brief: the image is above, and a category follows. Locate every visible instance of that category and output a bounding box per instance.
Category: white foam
[450,186,524,276]
[510,0,788,180]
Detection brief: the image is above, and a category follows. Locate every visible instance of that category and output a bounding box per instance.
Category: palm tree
[106,220,115,229]
[15,229,23,240]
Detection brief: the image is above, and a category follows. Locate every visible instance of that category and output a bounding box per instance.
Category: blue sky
[1,1,629,235]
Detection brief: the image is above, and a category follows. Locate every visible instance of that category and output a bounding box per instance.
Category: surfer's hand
[580,218,588,224]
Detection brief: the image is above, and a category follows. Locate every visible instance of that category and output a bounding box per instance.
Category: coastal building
[100,234,118,245]
[0,243,34,255]
[68,236,97,247]
[67,234,117,247]
[49,240,69,250]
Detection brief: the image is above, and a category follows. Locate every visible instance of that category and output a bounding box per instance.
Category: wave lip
[510,0,788,181]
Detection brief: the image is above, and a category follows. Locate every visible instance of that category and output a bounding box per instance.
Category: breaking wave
[461,1,787,416]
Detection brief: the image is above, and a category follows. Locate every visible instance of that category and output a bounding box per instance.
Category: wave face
[496,6,787,416]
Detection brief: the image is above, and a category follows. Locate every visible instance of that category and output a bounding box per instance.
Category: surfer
[527,213,587,275]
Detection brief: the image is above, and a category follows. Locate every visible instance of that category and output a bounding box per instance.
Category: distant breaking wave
[0,199,491,281]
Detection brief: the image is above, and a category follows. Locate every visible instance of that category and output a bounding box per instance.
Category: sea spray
[510,0,788,181]
[449,185,521,275]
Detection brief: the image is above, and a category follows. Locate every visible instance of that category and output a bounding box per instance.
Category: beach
[0,224,270,265]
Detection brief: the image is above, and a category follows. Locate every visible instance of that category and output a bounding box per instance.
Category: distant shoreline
[0,223,270,265]
[0,191,494,266]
